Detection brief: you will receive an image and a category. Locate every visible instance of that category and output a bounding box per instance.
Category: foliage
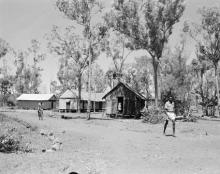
[195,69,217,116]
[181,109,197,122]
[125,56,152,96]
[0,38,9,58]
[83,63,106,93]
[0,126,32,153]
[0,79,13,106]
[56,56,79,91]
[0,134,20,153]
[104,69,115,89]
[47,26,99,112]
[141,107,165,124]
[7,95,17,107]
[124,65,139,91]
[27,40,45,93]
[195,7,220,67]
[50,80,63,96]
[160,90,188,115]
[159,35,196,114]
[14,40,44,94]
[56,0,106,40]
[104,30,133,81]
[187,7,220,116]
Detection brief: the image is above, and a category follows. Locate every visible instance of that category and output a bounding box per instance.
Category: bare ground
[0,109,220,174]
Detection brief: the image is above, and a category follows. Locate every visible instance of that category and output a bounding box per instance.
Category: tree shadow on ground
[198,118,220,122]
[60,115,113,121]
[165,134,176,137]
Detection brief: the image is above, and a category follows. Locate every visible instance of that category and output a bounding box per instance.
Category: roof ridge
[102,81,147,100]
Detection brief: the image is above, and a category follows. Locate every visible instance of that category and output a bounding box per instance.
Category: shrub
[0,134,33,153]
[141,107,165,124]
[182,110,197,122]
[0,134,20,153]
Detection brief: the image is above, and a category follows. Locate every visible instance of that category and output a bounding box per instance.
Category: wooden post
[93,101,96,113]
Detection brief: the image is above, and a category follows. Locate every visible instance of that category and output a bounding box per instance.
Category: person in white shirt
[163,96,176,136]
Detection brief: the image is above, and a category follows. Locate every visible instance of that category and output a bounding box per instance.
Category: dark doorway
[117,97,123,114]
[51,101,54,109]
[66,101,70,110]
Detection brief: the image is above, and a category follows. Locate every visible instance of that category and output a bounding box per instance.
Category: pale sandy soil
[0,109,220,174]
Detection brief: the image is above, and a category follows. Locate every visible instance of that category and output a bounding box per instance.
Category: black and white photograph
[0,0,220,173]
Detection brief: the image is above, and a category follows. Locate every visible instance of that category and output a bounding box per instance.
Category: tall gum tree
[56,0,107,119]
[27,39,45,93]
[14,40,44,94]
[104,30,133,83]
[47,26,99,113]
[104,0,185,107]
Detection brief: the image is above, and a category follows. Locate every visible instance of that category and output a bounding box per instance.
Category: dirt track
[1,110,220,174]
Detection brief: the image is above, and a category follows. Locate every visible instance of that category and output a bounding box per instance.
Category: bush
[0,134,33,153]
[0,134,20,153]
[141,107,165,124]
[182,110,197,122]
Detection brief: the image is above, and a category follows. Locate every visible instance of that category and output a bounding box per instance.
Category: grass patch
[0,113,38,153]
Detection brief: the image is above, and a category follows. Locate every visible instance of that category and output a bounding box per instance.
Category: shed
[17,94,57,110]
[59,89,105,112]
[102,82,147,117]
[59,89,78,112]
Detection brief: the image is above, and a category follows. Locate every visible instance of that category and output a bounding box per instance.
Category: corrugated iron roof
[17,94,56,101]
[59,89,77,99]
[102,82,147,100]
[59,89,105,102]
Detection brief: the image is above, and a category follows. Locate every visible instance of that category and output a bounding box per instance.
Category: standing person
[38,102,43,120]
[163,96,176,137]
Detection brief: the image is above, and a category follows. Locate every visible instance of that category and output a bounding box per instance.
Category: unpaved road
[1,110,220,174]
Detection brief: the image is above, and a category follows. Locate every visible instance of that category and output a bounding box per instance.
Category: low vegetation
[141,107,165,124]
[0,113,48,153]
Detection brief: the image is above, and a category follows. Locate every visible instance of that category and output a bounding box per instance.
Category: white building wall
[59,99,77,110]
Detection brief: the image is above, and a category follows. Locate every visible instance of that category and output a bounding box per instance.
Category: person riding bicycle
[163,96,176,137]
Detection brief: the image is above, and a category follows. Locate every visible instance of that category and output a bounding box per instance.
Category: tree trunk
[77,73,82,113]
[87,45,92,120]
[215,65,220,117]
[200,72,206,116]
[152,58,159,107]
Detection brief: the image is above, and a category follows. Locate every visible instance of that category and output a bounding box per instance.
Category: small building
[102,82,147,117]
[59,89,105,112]
[59,90,78,112]
[17,94,57,110]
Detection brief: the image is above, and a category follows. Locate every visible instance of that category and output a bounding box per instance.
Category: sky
[0,0,220,93]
